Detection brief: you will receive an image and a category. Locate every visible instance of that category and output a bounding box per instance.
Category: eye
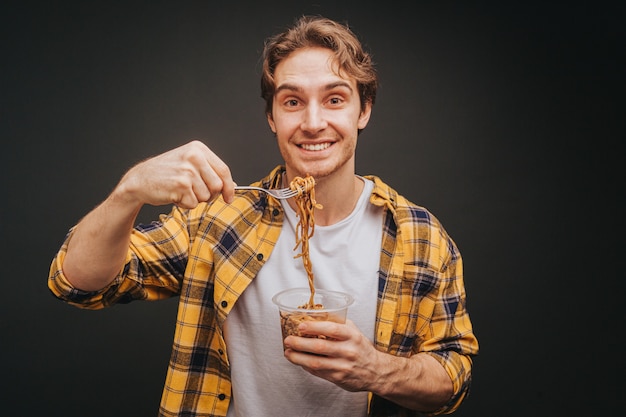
[327,96,344,106]
[285,99,299,107]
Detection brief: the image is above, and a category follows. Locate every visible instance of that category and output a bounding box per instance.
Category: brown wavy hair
[261,15,378,117]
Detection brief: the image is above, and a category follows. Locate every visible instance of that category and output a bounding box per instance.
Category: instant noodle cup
[271,288,354,349]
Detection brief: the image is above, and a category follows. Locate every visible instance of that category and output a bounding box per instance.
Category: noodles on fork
[289,175,323,308]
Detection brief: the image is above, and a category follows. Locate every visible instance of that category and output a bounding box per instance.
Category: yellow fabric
[49,165,478,416]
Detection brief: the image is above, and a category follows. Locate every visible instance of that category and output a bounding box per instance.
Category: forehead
[273,47,357,91]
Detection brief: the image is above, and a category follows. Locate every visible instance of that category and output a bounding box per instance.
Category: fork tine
[274,188,298,198]
[234,185,298,199]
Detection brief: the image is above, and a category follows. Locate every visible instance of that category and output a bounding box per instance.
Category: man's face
[267,47,371,183]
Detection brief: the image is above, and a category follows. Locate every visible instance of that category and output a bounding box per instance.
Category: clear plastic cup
[271,288,354,348]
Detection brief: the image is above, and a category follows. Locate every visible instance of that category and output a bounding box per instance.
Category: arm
[61,140,235,291]
[368,348,453,412]
[283,320,453,413]
[283,206,478,414]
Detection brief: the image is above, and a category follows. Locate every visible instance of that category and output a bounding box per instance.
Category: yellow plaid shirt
[49,165,478,417]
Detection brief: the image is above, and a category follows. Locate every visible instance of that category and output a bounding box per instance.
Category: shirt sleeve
[48,207,192,309]
[382,203,479,416]
[415,225,478,415]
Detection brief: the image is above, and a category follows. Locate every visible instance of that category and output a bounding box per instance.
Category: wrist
[367,349,399,397]
[110,174,145,213]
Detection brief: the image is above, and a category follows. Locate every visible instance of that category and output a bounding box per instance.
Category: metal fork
[234,186,299,199]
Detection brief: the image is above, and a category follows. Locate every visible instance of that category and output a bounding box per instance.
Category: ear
[357,101,372,130]
[267,113,277,133]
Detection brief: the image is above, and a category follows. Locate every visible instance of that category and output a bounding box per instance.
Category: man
[49,15,478,417]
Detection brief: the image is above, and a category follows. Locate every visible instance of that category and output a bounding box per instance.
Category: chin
[301,167,335,181]
[286,157,348,180]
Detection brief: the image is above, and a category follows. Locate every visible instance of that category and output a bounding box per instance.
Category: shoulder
[364,174,459,264]
[364,174,439,227]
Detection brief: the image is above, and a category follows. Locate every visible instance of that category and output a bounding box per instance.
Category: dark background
[2,1,623,416]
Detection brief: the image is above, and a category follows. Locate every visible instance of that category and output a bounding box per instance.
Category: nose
[300,103,327,133]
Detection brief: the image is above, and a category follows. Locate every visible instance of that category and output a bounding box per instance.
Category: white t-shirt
[224,178,383,417]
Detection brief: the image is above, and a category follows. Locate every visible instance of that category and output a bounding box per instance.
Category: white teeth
[301,142,331,151]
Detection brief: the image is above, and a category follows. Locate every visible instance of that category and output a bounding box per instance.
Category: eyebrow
[275,81,354,95]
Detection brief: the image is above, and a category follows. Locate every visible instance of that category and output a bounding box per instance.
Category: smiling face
[267,47,372,183]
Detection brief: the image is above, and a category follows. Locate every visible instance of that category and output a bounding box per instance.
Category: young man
[49,16,478,417]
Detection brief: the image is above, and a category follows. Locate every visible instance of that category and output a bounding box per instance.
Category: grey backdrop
[2,1,623,416]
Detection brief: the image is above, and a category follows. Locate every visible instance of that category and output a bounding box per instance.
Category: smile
[300,142,331,151]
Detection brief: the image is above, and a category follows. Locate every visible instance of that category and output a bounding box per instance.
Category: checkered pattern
[49,165,478,416]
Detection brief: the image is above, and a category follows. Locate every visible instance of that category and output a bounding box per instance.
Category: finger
[172,187,201,209]
[190,176,212,203]
[177,141,227,203]
[197,144,235,203]
[297,321,349,341]
[170,161,210,207]
[284,334,337,358]
[196,164,224,203]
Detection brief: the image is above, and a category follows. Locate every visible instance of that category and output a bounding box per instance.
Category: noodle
[289,175,323,308]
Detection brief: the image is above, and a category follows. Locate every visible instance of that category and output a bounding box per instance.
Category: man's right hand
[115,140,236,209]
[62,140,235,291]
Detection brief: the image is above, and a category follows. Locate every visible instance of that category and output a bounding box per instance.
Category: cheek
[273,116,301,137]
[336,115,361,135]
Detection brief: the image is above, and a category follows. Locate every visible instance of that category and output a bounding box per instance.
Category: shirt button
[256,253,264,261]
[221,300,228,308]
[218,393,226,401]
[218,349,224,355]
